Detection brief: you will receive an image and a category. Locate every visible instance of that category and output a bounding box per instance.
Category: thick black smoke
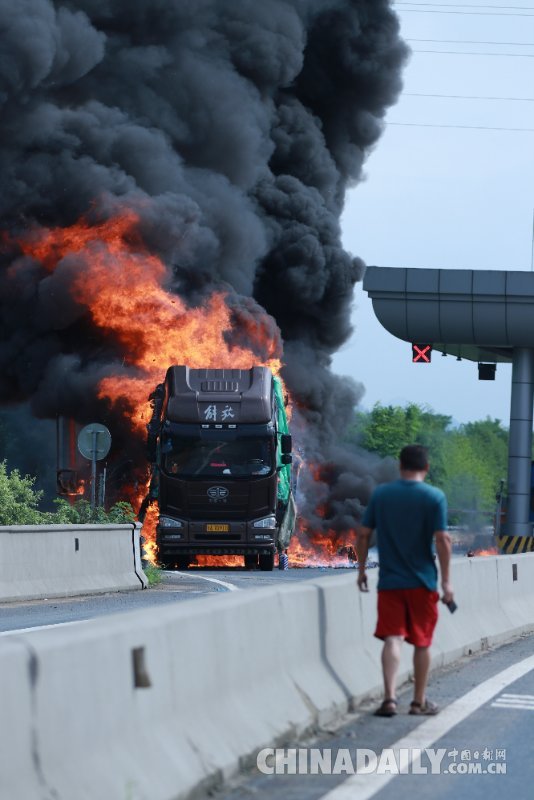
[0,0,407,533]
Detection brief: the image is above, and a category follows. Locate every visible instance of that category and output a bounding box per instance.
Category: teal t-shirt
[361,480,448,591]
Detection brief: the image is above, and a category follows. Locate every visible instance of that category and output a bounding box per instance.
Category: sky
[334,0,534,425]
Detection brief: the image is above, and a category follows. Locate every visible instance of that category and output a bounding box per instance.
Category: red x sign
[412,343,432,363]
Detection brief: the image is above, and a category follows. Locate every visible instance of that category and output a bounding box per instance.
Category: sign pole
[91,429,98,510]
[99,466,107,508]
[78,423,112,511]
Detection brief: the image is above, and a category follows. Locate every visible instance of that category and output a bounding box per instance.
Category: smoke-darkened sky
[0,0,408,529]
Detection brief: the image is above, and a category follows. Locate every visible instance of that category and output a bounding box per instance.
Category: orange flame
[471,547,499,557]
[16,209,283,436]
[289,522,359,568]
[194,555,245,568]
[70,479,87,498]
[140,504,159,563]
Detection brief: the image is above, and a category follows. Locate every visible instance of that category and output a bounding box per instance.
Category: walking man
[357,444,454,717]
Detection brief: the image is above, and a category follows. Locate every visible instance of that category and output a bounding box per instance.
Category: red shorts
[375,588,439,647]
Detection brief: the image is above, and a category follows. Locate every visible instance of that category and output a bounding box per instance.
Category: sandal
[409,699,439,715]
[374,698,397,717]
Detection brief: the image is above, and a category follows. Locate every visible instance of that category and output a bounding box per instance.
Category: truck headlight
[253,516,277,529]
[159,516,184,528]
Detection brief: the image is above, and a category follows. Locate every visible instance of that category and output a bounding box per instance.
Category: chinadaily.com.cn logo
[256,747,507,776]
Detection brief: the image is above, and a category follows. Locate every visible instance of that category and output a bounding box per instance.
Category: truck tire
[259,552,275,571]
[175,556,191,570]
[244,554,258,569]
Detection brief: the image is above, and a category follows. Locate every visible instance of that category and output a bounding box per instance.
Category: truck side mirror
[281,434,292,455]
[281,454,292,465]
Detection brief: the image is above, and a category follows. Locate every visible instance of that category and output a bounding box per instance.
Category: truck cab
[146,366,296,570]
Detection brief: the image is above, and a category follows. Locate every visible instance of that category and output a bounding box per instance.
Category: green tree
[351,405,509,526]
[441,433,487,520]
[0,461,45,525]
[441,418,508,523]
[463,418,508,490]
[52,498,136,524]
[360,404,418,458]
[359,403,451,484]
[0,460,135,525]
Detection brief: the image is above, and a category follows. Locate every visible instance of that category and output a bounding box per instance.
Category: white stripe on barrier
[320,653,534,800]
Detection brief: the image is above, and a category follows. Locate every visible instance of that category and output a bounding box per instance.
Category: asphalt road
[217,632,534,800]
[0,565,363,634]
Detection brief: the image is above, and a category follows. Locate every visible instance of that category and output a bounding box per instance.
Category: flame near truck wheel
[141,366,296,571]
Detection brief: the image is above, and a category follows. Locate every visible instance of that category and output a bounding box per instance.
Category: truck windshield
[162,435,275,479]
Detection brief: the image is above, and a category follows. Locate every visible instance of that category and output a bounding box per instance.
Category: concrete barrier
[1,553,534,800]
[0,522,147,602]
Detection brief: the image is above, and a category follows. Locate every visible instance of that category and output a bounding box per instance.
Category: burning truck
[141,366,296,571]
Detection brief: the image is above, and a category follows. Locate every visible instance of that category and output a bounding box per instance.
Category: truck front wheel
[244,554,258,569]
[259,552,275,571]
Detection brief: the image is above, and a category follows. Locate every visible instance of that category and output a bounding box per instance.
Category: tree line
[0,461,135,525]
[346,403,509,524]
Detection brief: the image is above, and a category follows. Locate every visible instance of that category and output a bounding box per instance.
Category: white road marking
[492,698,534,704]
[0,620,89,637]
[320,652,534,800]
[491,693,534,710]
[172,571,240,592]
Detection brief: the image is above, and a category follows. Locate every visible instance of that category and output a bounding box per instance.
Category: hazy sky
[334,0,534,424]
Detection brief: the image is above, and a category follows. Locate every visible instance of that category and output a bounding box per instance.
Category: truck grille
[187,484,250,519]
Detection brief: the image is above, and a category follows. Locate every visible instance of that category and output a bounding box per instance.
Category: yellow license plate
[206,524,230,532]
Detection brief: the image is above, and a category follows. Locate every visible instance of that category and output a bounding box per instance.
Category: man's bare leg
[413,646,431,705]
[382,636,402,699]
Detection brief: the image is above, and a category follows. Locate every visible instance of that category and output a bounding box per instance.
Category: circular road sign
[77,423,112,461]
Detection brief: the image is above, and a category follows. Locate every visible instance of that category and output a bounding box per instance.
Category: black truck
[145,365,296,571]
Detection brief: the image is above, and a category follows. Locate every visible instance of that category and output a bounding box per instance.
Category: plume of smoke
[0,1,408,531]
